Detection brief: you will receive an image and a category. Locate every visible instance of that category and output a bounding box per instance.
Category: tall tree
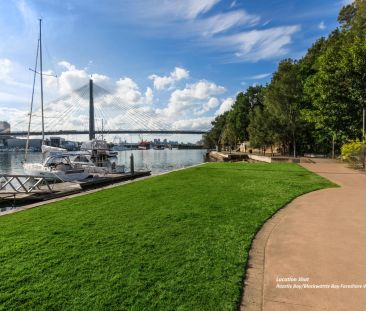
[226,85,264,145]
[265,59,303,156]
[203,111,228,149]
[247,104,276,154]
[303,2,366,145]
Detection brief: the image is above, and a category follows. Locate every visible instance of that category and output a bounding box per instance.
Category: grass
[0,163,334,310]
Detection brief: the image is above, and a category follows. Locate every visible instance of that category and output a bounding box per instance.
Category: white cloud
[0,91,29,104]
[318,21,326,30]
[0,58,13,82]
[230,1,237,8]
[149,67,189,90]
[0,58,32,105]
[148,0,221,20]
[145,87,154,104]
[220,25,301,62]
[171,80,225,102]
[205,97,220,110]
[109,1,297,63]
[215,97,234,116]
[115,77,141,103]
[172,117,213,130]
[162,80,225,118]
[197,11,259,36]
[42,61,111,100]
[16,0,38,36]
[0,58,31,88]
[0,107,29,129]
[248,73,271,80]
[195,97,220,116]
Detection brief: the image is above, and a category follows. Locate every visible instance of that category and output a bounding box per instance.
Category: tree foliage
[205,0,366,156]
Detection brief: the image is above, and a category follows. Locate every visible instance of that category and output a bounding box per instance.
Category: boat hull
[23,163,89,181]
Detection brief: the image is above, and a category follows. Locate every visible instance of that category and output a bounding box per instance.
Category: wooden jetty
[0,171,151,208]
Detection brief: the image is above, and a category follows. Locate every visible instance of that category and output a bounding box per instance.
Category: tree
[226,85,264,145]
[247,105,276,154]
[203,111,228,149]
[303,4,366,146]
[264,59,303,156]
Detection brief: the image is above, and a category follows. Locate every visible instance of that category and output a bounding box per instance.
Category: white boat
[23,154,89,181]
[70,139,125,174]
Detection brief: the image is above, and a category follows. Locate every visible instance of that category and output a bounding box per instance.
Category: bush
[341,140,364,161]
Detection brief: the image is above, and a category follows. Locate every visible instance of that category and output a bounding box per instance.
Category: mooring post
[130,153,134,176]
[89,79,95,140]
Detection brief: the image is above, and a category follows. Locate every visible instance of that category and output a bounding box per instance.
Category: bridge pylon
[89,79,95,140]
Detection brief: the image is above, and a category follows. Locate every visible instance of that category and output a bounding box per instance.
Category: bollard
[130,153,134,176]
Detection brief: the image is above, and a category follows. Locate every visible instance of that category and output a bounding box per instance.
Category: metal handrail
[0,174,57,194]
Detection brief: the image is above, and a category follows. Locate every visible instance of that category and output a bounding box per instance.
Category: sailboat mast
[39,18,45,142]
[25,39,40,162]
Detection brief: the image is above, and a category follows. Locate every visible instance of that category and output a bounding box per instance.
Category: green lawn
[0,163,334,310]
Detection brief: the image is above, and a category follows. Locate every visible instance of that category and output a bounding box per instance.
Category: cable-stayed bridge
[6,80,208,138]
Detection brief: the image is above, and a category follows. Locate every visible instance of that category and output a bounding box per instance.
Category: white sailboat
[22,19,89,182]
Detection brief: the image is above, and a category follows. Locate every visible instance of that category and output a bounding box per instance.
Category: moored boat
[70,139,125,174]
[138,140,151,150]
[23,146,89,181]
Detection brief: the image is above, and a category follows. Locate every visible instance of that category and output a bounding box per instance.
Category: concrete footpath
[241,159,366,311]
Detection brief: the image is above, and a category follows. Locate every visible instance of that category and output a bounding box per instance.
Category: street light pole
[363,106,365,169]
[363,106,365,142]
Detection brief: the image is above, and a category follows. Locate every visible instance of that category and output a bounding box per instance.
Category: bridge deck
[7,130,207,136]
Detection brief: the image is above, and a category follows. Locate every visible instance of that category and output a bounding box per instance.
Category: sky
[0,0,353,142]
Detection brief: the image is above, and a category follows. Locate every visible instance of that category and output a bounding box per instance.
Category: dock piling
[130,153,134,176]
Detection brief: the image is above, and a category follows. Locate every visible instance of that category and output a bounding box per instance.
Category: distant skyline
[0,0,352,141]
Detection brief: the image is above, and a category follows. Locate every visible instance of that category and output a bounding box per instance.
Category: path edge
[239,183,335,311]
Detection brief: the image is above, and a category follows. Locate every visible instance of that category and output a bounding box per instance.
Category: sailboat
[22,19,89,182]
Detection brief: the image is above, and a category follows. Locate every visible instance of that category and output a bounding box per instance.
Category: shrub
[341,140,364,161]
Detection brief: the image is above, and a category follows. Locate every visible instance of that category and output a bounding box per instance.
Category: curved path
[241,159,366,311]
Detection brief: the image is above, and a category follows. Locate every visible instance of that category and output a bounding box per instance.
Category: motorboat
[23,146,89,181]
[70,139,125,174]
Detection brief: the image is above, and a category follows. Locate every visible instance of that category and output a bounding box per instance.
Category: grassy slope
[0,163,334,310]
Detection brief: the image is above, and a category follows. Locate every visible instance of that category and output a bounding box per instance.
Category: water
[0,149,207,176]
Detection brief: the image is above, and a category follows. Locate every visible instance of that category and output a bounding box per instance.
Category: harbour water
[0,149,207,176]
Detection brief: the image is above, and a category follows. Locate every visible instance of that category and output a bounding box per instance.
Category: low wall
[208,151,249,162]
[248,154,300,163]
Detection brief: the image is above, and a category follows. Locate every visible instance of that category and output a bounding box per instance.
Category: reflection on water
[117,149,207,174]
[0,149,207,175]
[0,152,43,175]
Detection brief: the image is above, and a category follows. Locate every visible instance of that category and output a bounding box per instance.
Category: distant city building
[7,138,42,151]
[0,121,10,134]
[0,135,14,149]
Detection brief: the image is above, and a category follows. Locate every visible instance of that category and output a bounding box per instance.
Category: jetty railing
[0,174,56,194]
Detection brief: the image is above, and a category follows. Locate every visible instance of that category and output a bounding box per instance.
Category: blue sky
[0,0,352,140]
